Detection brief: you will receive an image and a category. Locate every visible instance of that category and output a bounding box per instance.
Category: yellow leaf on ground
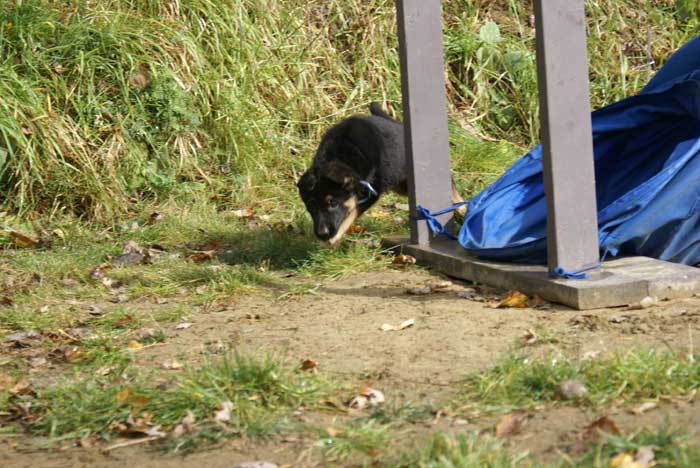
[495,291,529,309]
[496,410,528,437]
[116,387,133,404]
[10,231,40,249]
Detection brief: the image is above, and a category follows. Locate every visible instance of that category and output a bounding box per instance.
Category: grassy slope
[0,0,696,222]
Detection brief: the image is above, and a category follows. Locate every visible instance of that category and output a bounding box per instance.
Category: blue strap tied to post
[416,201,618,280]
[551,265,599,280]
[551,247,616,280]
[413,203,468,240]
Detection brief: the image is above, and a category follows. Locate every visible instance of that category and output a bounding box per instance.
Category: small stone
[109,294,130,304]
[407,284,433,295]
[639,296,658,309]
[5,331,41,346]
[556,380,588,400]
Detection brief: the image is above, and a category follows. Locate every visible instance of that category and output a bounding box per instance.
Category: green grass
[317,419,393,462]
[393,426,700,468]
[574,424,700,468]
[396,432,532,468]
[460,349,700,413]
[22,354,331,448]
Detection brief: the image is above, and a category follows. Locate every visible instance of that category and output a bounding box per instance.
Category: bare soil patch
[3,269,699,467]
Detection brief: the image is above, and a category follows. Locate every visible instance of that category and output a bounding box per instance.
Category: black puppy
[297,103,465,245]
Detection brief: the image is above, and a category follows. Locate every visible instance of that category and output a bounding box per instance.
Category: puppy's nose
[316,225,331,240]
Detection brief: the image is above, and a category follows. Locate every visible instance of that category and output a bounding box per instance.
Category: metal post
[534,0,599,274]
[396,0,453,245]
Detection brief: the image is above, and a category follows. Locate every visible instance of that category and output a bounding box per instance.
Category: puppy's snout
[316,224,333,240]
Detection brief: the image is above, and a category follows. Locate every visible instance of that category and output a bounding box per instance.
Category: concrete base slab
[383,236,700,310]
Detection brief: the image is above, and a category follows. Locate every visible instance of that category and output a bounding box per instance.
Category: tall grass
[0,0,696,221]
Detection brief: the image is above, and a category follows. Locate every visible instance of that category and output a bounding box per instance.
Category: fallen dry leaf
[231,208,254,218]
[187,250,216,263]
[529,295,546,307]
[0,296,13,307]
[10,377,34,396]
[115,414,164,438]
[380,318,415,332]
[493,291,530,309]
[609,449,654,468]
[148,212,165,224]
[300,359,318,372]
[116,387,133,404]
[610,453,637,468]
[579,416,621,444]
[113,314,134,328]
[520,328,538,346]
[398,318,415,329]
[172,411,196,437]
[634,446,656,467]
[175,322,193,330]
[432,280,452,290]
[9,231,40,249]
[96,365,117,377]
[392,254,416,266]
[162,360,184,371]
[495,410,528,437]
[0,373,14,392]
[348,386,385,410]
[127,340,144,350]
[62,345,88,363]
[632,401,658,415]
[348,225,366,234]
[214,401,234,422]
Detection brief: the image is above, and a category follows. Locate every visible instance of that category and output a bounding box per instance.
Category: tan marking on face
[327,196,358,246]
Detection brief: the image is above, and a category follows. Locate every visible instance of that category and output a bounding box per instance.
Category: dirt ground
[2,269,699,467]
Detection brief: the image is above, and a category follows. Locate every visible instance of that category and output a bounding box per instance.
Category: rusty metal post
[396,0,453,245]
[534,0,600,274]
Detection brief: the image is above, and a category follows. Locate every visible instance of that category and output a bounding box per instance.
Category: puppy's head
[297,161,368,246]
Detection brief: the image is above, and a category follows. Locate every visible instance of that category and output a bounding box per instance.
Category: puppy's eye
[326,197,339,208]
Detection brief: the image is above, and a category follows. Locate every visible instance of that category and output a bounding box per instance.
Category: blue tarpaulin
[458,37,700,266]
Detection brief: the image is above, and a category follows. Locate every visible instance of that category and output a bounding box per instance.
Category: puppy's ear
[297,170,317,192]
[324,160,359,192]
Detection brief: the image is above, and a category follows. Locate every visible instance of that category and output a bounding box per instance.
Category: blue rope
[551,265,599,280]
[412,203,468,240]
[415,202,620,281]
[551,247,617,280]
